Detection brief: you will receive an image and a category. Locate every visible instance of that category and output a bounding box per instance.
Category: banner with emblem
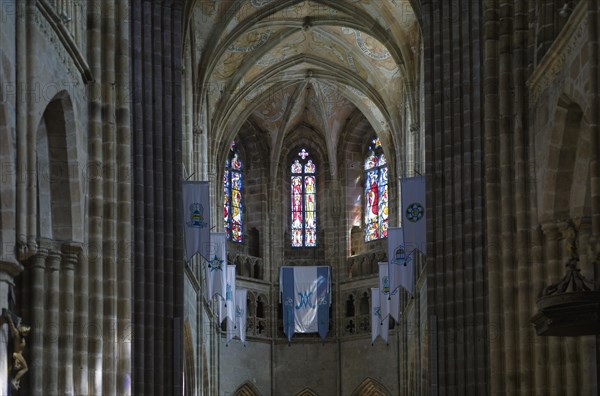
[235,288,248,344]
[221,286,247,346]
[371,288,389,344]
[182,181,210,261]
[400,176,426,255]
[280,266,331,343]
[388,227,415,297]
[378,262,400,322]
[204,232,227,301]
[219,265,236,323]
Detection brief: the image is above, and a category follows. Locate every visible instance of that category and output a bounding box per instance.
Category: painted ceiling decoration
[189,0,420,172]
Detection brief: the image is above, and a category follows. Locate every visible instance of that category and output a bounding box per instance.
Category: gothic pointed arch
[350,377,392,396]
[234,381,262,396]
[221,121,270,259]
[35,90,83,242]
[295,387,319,396]
[539,93,590,222]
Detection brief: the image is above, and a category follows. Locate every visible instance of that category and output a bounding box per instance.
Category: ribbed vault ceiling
[188,0,420,167]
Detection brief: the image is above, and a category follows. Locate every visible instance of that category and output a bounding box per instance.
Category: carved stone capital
[193,124,202,136]
[46,250,62,272]
[540,222,560,241]
[26,247,49,271]
[61,242,82,271]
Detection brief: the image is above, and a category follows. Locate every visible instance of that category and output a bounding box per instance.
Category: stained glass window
[291,149,317,247]
[365,137,388,241]
[224,141,243,242]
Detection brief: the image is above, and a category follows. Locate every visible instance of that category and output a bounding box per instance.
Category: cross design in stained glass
[298,148,310,159]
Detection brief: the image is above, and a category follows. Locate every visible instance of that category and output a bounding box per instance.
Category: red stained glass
[291,160,302,174]
[365,139,388,242]
[291,149,317,247]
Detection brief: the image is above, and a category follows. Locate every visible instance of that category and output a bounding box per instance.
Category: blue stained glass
[225,143,243,243]
[365,138,388,241]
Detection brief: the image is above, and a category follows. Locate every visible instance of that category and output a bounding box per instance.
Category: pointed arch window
[365,138,388,241]
[291,148,317,247]
[224,141,243,243]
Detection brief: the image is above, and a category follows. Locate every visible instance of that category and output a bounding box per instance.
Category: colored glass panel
[231,224,242,243]
[291,176,303,232]
[304,160,315,174]
[231,172,242,191]
[305,209,316,229]
[364,140,388,241]
[305,229,317,247]
[224,143,243,243]
[365,170,379,224]
[291,149,317,247]
[231,153,242,170]
[305,176,315,195]
[224,170,230,238]
[365,222,379,242]
[365,152,377,170]
[291,160,302,174]
[292,229,303,247]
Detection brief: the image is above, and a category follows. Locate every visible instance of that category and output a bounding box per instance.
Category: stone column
[116,0,133,392]
[87,0,104,391]
[409,123,420,175]
[73,242,88,395]
[15,0,28,245]
[44,250,61,395]
[25,0,37,252]
[27,247,47,394]
[60,243,80,395]
[422,0,487,393]
[578,219,595,396]
[531,224,549,396]
[130,0,185,393]
[0,260,23,395]
[541,223,562,396]
[101,0,117,392]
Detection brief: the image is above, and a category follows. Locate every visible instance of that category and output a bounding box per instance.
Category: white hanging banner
[371,288,389,344]
[204,232,227,301]
[388,227,415,297]
[236,288,248,344]
[182,181,209,261]
[378,262,400,322]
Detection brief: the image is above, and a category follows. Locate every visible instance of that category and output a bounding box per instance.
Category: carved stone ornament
[531,219,600,336]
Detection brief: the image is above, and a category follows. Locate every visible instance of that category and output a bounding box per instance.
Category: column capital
[61,242,82,271]
[193,124,202,136]
[541,222,561,241]
[46,250,62,271]
[26,248,49,270]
